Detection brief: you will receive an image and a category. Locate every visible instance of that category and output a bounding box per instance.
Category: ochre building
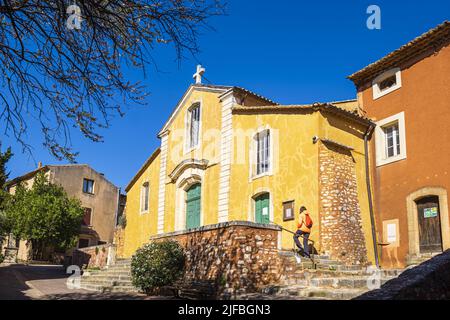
[121,81,378,266]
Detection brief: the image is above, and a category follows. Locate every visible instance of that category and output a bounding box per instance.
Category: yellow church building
[120,67,377,266]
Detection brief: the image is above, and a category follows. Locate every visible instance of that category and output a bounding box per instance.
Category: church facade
[121,78,377,266]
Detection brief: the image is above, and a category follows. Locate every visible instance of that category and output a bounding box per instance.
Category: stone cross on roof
[193,65,205,84]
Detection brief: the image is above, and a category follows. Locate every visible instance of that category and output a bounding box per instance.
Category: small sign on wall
[387,223,397,243]
[424,207,438,218]
[383,219,400,247]
[283,200,295,221]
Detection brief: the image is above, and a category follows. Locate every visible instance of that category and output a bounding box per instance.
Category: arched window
[188,103,201,149]
[254,192,270,224]
[140,182,149,213]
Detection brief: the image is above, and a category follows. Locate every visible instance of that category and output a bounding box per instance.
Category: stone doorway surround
[406,187,450,256]
[170,159,208,232]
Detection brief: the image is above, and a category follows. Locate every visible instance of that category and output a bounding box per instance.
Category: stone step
[279,251,330,260]
[84,270,131,276]
[406,252,442,266]
[279,275,394,289]
[80,283,139,293]
[82,274,132,281]
[107,286,139,293]
[115,259,132,265]
[104,266,131,271]
[380,269,405,277]
[309,276,393,289]
[80,279,133,287]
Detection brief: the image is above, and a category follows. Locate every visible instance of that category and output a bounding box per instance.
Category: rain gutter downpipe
[364,123,379,268]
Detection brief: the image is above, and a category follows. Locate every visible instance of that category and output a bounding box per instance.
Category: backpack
[305,213,313,228]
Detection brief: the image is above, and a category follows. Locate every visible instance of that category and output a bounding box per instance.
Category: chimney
[38,161,42,169]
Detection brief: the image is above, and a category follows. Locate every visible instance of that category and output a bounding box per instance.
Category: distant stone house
[2,164,121,262]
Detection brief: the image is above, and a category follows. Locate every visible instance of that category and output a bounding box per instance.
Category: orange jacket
[297,212,311,233]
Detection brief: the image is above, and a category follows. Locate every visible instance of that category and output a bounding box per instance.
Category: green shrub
[0,252,4,264]
[131,240,185,294]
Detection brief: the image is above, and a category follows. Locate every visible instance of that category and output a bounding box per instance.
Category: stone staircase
[238,251,405,300]
[79,259,216,299]
[80,253,406,300]
[79,258,138,293]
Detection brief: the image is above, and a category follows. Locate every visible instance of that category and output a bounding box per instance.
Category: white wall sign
[387,223,397,243]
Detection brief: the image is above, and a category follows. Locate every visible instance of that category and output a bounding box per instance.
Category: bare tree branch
[0,0,225,161]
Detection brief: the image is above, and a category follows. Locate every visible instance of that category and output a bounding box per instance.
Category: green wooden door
[255,193,270,224]
[186,183,201,229]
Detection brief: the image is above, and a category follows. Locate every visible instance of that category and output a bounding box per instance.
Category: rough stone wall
[113,227,126,259]
[150,221,282,297]
[72,243,114,269]
[319,142,368,265]
[356,250,450,300]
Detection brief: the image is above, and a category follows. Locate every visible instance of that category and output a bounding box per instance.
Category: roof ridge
[232,102,373,124]
[349,20,450,83]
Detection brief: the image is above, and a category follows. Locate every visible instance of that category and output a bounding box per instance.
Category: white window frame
[140,182,150,214]
[375,112,407,167]
[372,68,402,100]
[184,102,202,154]
[250,128,273,180]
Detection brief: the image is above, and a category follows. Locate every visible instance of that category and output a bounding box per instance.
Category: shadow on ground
[45,292,178,300]
[0,264,179,300]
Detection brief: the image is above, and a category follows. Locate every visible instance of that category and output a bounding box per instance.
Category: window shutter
[83,208,92,225]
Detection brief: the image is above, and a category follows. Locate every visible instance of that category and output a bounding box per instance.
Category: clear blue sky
[3,0,449,191]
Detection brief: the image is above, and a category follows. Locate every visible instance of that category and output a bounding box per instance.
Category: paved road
[0,263,172,300]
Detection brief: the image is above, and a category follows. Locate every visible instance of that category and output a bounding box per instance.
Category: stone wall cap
[75,243,115,253]
[150,220,281,240]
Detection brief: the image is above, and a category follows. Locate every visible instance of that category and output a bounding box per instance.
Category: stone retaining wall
[72,243,115,269]
[149,221,282,297]
[356,250,450,299]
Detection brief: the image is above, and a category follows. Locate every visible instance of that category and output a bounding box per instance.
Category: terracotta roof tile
[348,21,450,85]
[232,103,374,126]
